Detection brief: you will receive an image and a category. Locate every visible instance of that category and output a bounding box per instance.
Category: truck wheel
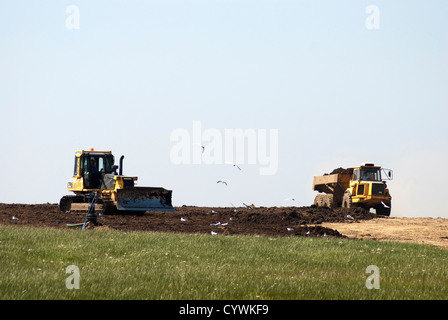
[342,192,356,208]
[325,194,335,208]
[314,194,324,207]
[376,203,391,216]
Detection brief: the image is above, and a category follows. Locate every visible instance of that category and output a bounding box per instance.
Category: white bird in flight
[193,142,205,153]
[381,201,390,208]
[217,180,228,186]
[225,161,242,171]
[283,197,299,203]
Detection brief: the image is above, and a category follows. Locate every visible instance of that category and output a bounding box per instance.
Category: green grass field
[1,224,447,300]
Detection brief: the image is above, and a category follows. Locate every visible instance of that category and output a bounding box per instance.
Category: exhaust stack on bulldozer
[59,149,175,213]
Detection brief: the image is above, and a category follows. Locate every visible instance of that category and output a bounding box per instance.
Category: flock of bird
[184,144,303,235]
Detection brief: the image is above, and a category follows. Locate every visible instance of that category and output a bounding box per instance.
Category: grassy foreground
[0,224,447,300]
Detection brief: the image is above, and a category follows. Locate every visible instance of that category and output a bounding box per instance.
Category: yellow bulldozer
[312,163,392,216]
[59,149,175,214]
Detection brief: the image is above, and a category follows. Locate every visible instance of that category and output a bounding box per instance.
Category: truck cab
[348,163,392,215]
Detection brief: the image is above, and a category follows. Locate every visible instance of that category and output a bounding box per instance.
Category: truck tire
[376,203,391,216]
[324,194,336,208]
[314,194,325,207]
[314,194,336,208]
[342,192,356,208]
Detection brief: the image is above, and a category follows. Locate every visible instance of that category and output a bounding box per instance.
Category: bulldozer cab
[74,151,116,190]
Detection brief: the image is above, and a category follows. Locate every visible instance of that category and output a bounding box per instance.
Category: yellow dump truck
[59,149,175,214]
[312,163,392,216]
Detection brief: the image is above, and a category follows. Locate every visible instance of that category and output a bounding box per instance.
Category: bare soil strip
[1,203,447,248]
[323,217,448,249]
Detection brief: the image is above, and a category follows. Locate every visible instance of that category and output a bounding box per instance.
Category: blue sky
[0,0,447,217]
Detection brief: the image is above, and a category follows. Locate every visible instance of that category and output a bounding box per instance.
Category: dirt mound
[0,203,379,238]
[324,167,349,175]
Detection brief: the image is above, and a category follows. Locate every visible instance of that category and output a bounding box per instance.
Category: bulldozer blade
[116,187,175,212]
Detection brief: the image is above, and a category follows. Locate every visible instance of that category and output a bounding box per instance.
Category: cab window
[360,169,381,181]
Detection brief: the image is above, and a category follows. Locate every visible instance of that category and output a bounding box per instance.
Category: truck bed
[313,174,340,187]
[312,172,351,194]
